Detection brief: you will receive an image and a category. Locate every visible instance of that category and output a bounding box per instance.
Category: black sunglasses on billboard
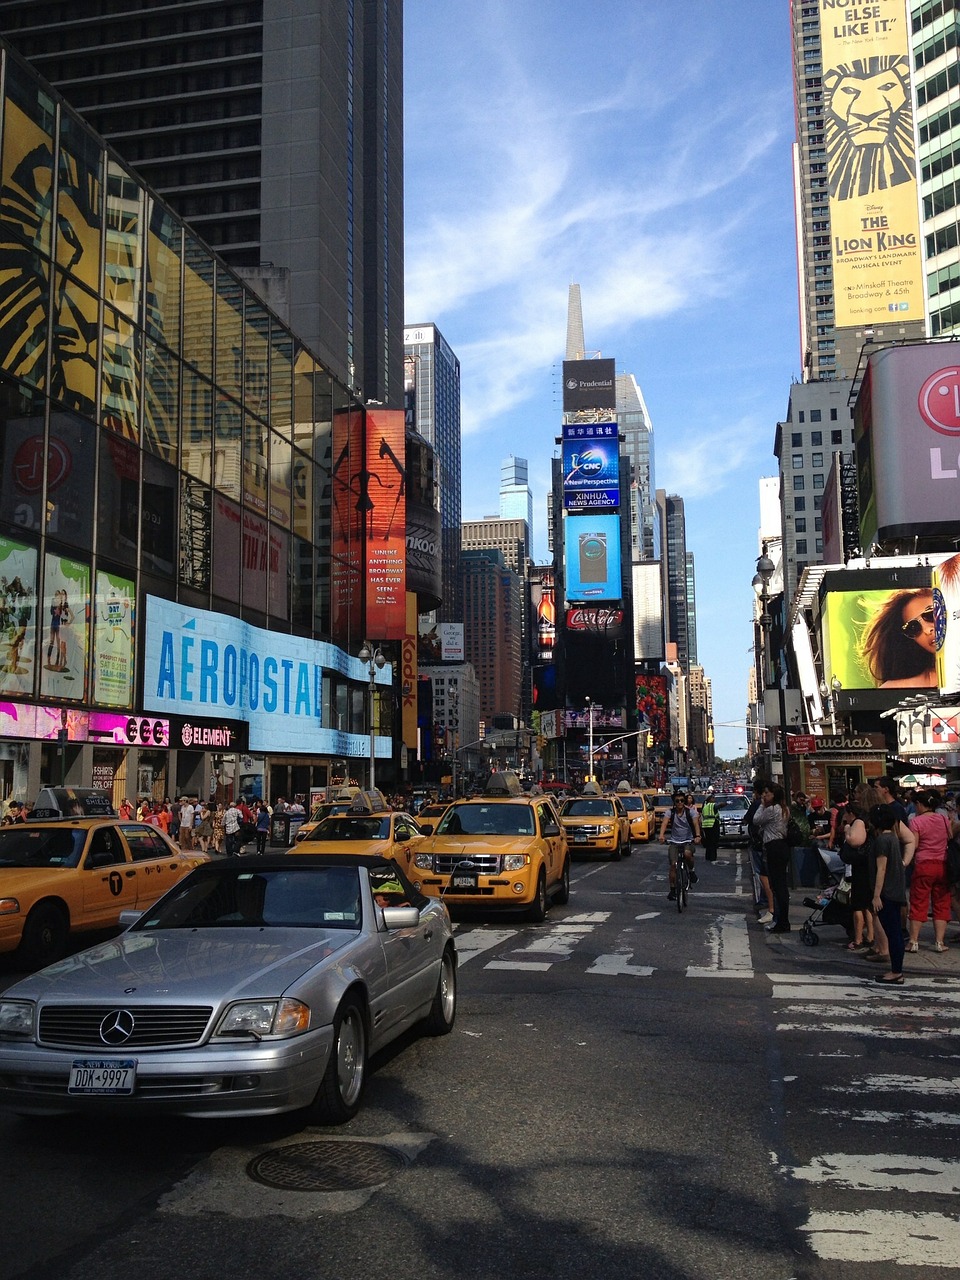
[901,606,935,639]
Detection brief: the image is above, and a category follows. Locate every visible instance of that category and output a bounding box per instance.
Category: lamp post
[358,642,386,791]
[752,543,789,797]
[585,697,595,784]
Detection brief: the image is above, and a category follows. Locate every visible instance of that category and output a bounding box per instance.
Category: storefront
[785,731,888,807]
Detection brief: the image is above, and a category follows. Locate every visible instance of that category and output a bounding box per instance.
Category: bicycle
[675,850,689,913]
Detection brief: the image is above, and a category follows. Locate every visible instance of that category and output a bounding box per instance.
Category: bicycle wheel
[676,862,688,913]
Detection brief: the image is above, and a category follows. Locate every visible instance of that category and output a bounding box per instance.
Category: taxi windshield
[620,798,645,813]
[310,815,391,841]
[561,799,616,817]
[437,804,535,837]
[0,826,87,868]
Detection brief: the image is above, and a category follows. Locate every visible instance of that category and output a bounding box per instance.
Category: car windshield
[437,803,535,837]
[620,799,645,813]
[134,866,364,930]
[310,815,391,840]
[718,798,748,812]
[0,826,86,868]
[561,800,616,817]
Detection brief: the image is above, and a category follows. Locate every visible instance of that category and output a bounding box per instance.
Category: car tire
[17,902,69,969]
[610,838,622,862]
[308,998,367,1125]
[553,857,571,905]
[422,946,457,1035]
[527,869,548,922]
[623,840,633,857]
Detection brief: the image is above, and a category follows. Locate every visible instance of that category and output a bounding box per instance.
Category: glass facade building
[0,42,394,806]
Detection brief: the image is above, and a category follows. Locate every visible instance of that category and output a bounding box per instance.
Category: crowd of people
[744,775,960,983]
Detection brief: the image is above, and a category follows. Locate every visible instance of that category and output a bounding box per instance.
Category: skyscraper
[0,0,404,404]
[656,491,693,671]
[790,0,925,382]
[403,323,462,620]
[499,456,534,541]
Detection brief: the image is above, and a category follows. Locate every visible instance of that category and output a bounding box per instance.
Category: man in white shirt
[223,800,242,858]
[179,798,195,850]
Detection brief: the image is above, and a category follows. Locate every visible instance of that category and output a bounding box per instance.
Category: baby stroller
[798,847,853,946]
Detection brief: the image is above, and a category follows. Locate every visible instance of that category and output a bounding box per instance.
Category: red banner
[364,408,406,639]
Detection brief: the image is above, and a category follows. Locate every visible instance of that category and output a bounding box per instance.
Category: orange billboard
[364,408,406,639]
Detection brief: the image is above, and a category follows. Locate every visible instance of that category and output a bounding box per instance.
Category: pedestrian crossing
[771,972,960,1266]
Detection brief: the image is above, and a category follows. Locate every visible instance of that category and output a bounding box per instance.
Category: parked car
[0,818,209,969]
[0,855,456,1122]
[717,795,751,846]
[411,773,570,921]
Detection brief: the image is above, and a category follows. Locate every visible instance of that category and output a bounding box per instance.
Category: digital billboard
[561,429,620,509]
[562,358,616,412]
[821,566,937,711]
[564,513,621,603]
[934,552,960,696]
[856,345,960,547]
[364,408,406,639]
[821,0,924,327]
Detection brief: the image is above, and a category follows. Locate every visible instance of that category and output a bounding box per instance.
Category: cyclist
[659,791,701,901]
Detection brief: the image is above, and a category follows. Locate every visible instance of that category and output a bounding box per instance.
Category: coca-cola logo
[565,608,624,630]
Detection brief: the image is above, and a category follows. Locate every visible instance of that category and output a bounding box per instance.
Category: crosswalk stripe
[485,960,552,971]
[802,1209,960,1264]
[786,1152,960,1193]
[813,1106,960,1127]
[687,913,753,979]
[777,1020,955,1038]
[453,928,518,967]
[828,1074,960,1095]
[587,954,654,977]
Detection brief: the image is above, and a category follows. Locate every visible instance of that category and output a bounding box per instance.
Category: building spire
[565,283,585,360]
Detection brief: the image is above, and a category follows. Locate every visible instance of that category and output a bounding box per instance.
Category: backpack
[786,816,807,847]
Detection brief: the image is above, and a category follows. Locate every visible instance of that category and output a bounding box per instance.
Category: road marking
[453,928,518,967]
[813,1106,960,1128]
[587,953,655,977]
[802,1209,960,1265]
[485,960,552,971]
[483,917,605,970]
[687,912,753,979]
[828,1074,960,1096]
[777,1021,953,1039]
[786,1152,960,1194]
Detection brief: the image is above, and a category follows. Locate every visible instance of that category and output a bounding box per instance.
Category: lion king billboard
[821,0,924,327]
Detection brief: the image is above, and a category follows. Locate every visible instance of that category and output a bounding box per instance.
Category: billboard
[364,408,406,639]
[561,427,620,509]
[821,566,937,711]
[39,553,89,702]
[0,536,37,698]
[530,571,556,659]
[636,673,669,745]
[821,1,923,327]
[856,345,960,546]
[934,552,960,696]
[564,513,621,602]
[562,358,616,412]
[92,570,134,707]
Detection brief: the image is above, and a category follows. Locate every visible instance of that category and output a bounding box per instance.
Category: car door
[119,824,192,908]
[537,800,565,886]
[367,863,439,1037]
[80,826,139,926]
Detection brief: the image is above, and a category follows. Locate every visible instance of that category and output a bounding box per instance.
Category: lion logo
[824,55,915,200]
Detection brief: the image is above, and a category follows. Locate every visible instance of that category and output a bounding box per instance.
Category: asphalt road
[1,843,957,1280]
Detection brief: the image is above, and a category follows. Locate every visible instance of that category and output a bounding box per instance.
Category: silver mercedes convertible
[0,855,457,1123]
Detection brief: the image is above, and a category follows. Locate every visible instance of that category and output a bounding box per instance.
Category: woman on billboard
[858,589,937,689]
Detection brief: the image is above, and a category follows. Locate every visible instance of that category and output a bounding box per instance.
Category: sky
[403,1,802,761]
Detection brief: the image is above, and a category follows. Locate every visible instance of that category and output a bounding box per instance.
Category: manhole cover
[247,1141,406,1192]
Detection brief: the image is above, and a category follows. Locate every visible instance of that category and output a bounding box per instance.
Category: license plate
[451,874,478,889]
[68,1059,137,1095]
[574,834,588,843]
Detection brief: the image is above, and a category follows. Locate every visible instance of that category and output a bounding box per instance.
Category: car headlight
[0,1000,35,1038]
[414,851,433,869]
[215,998,310,1039]
[503,854,529,871]
[597,824,613,835]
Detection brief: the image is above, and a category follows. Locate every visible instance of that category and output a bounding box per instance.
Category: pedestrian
[838,802,876,954]
[756,783,791,933]
[658,791,700,901]
[745,779,776,925]
[118,797,134,821]
[869,804,908,984]
[906,790,953,953]
[255,800,271,855]
[2,800,25,824]
[168,796,181,843]
[700,787,721,862]
[223,798,242,858]
[196,802,214,854]
[212,802,225,856]
[179,796,195,850]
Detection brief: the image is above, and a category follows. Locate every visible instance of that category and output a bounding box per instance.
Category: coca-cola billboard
[564,606,625,638]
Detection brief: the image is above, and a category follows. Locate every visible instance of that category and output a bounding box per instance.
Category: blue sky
[403,1,801,760]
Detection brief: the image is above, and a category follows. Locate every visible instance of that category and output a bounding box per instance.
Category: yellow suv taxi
[559,787,631,860]
[0,818,209,969]
[410,773,570,921]
[289,797,425,873]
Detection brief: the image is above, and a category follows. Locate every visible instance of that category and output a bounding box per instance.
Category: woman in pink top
[906,790,954,953]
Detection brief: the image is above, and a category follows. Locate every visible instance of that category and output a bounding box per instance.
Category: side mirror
[381,905,419,929]
[418,822,435,835]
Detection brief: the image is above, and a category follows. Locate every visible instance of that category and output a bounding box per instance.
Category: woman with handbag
[906,790,953,953]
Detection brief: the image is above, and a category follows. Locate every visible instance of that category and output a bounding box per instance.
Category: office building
[404,323,462,620]
[656,491,694,671]
[460,548,522,721]
[500,455,534,540]
[0,0,404,404]
[461,518,529,576]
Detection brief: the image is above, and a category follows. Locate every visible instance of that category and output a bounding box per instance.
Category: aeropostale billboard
[821,0,924,327]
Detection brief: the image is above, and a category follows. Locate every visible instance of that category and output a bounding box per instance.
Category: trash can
[270,813,292,847]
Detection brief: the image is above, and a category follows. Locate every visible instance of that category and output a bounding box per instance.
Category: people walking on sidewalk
[746,780,776,924]
[869,803,908,984]
[756,784,791,933]
[906,790,953,953]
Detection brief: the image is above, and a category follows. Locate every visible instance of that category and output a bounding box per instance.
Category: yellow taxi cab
[559,784,631,860]
[411,773,570,921]
[0,817,209,969]
[643,789,675,833]
[292,795,364,843]
[617,791,654,845]
[289,793,425,873]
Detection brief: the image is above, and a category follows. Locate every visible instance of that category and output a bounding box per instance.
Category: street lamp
[585,697,595,784]
[752,543,789,796]
[358,642,386,791]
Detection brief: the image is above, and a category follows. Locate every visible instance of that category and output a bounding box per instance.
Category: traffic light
[645,732,654,747]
